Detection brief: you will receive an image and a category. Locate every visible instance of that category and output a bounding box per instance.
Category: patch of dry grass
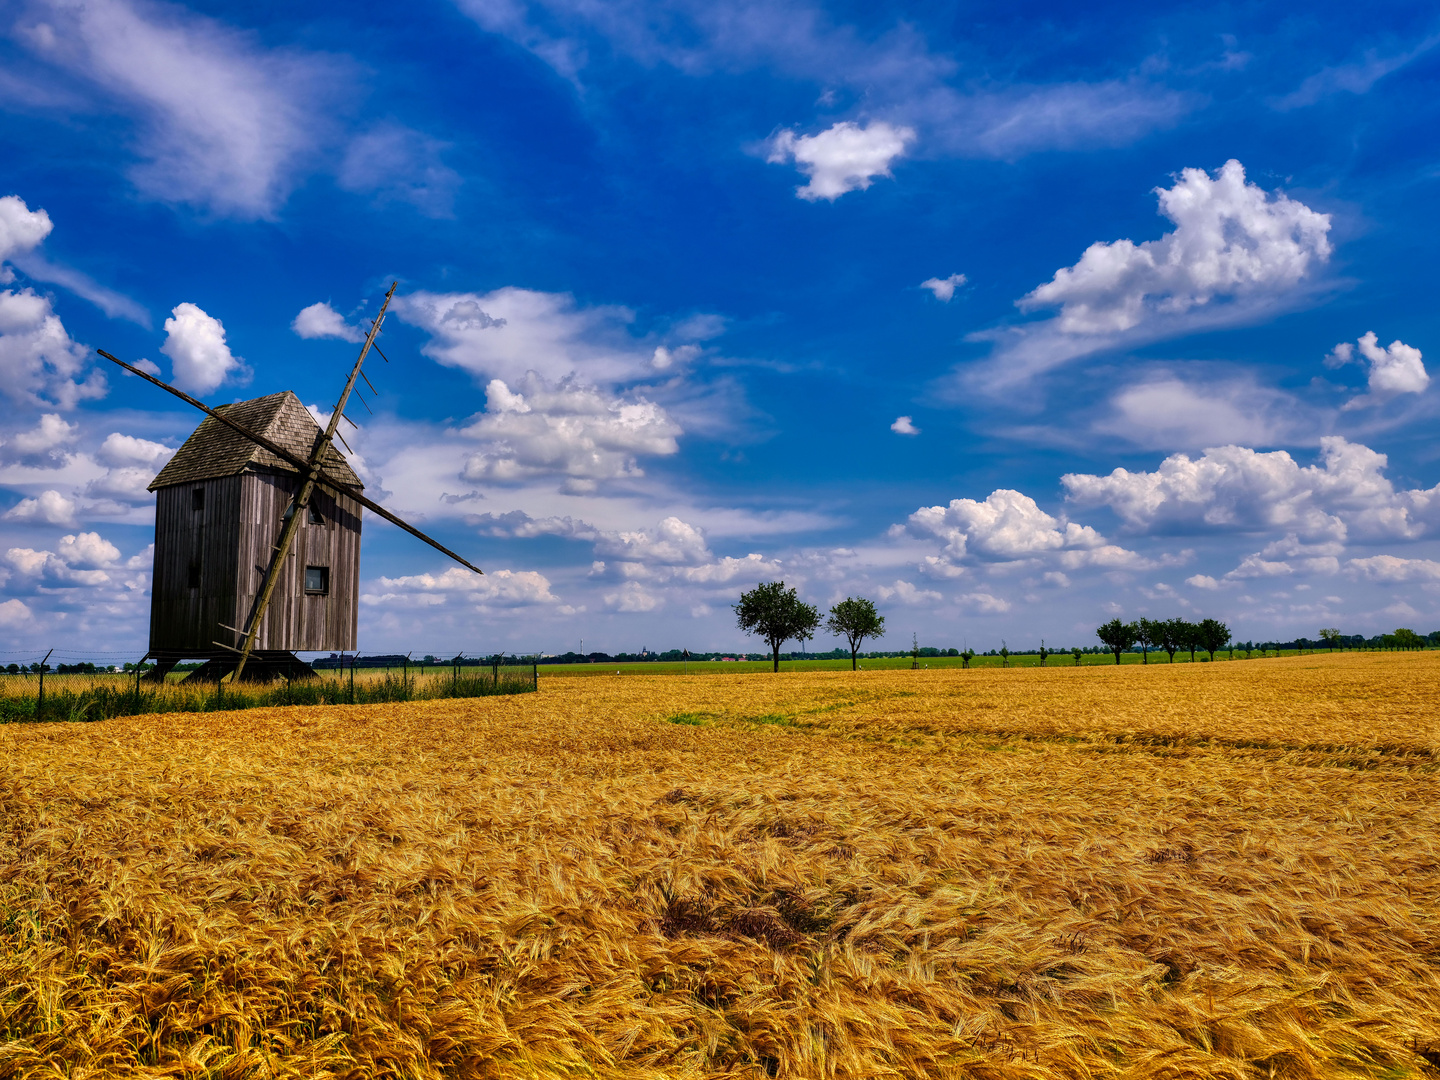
[2,651,1439,1078]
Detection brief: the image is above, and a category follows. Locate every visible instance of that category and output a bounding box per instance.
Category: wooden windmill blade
[98,281,482,682]
[97,350,483,575]
[228,282,396,680]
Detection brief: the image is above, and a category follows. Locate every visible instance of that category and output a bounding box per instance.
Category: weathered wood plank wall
[150,476,242,652]
[149,469,361,654]
[235,471,361,651]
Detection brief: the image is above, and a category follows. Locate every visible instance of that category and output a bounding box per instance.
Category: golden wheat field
[3,652,1440,1079]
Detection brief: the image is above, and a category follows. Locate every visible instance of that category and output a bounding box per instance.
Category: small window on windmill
[191,487,204,511]
[304,566,329,595]
[307,503,324,526]
[187,562,200,589]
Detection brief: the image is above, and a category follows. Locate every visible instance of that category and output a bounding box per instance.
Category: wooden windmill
[100,283,483,682]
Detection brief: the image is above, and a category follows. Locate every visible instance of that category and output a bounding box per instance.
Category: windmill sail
[99,351,482,575]
[98,282,482,681]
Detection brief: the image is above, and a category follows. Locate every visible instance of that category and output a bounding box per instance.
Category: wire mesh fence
[0,650,540,724]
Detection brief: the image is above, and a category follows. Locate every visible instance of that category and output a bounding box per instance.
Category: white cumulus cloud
[1330,332,1428,407]
[904,488,1146,577]
[0,194,52,271]
[908,489,1106,560]
[459,374,681,491]
[55,530,121,567]
[959,592,1011,614]
[3,489,79,526]
[3,413,77,463]
[0,288,103,408]
[6,530,121,586]
[83,432,176,503]
[1346,555,1440,583]
[920,273,967,302]
[604,581,663,612]
[876,579,942,605]
[0,598,33,626]
[767,120,915,201]
[1063,437,1438,542]
[292,301,365,343]
[967,161,1332,389]
[890,415,919,435]
[161,302,245,393]
[595,516,711,565]
[96,432,174,468]
[1021,160,1331,335]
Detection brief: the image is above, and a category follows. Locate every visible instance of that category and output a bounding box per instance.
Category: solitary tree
[1319,627,1341,651]
[1197,617,1231,661]
[961,648,975,669]
[1071,647,1083,666]
[1096,618,1138,665]
[735,581,821,673]
[826,597,885,671]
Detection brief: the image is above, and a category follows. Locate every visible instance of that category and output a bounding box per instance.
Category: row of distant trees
[1097,620,1439,664]
[731,582,1440,675]
[1096,617,1233,664]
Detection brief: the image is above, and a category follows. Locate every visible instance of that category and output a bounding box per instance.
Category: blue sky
[2,0,1440,659]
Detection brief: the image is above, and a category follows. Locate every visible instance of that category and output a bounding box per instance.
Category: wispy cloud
[13,0,350,219]
[453,1,1199,198]
[1275,34,1440,110]
[0,195,149,325]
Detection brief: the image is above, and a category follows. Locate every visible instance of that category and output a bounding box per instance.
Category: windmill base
[142,651,320,684]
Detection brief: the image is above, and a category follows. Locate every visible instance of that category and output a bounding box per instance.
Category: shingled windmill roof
[148,391,363,492]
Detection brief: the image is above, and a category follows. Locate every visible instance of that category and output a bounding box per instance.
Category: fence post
[37,648,52,719]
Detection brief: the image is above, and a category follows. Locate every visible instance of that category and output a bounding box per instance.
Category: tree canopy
[734,581,821,673]
[825,597,885,671]
[1096,618,1137,665]
[1196,618,1231,660]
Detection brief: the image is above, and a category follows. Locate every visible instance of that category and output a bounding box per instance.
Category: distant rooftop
[148,391,363,491]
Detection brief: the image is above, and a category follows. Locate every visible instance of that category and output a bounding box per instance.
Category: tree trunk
[1113,649,1121,665]
[851,646,857,671]
[772,645,780,672]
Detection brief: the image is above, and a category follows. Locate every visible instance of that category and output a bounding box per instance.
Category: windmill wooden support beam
[101,281,484,684]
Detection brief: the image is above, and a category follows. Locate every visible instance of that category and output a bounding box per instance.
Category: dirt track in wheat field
[2,651,1438,1078]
